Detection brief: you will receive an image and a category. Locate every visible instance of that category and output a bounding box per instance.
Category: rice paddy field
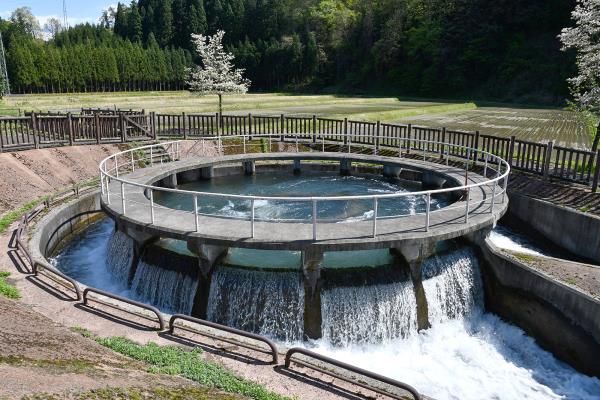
[0,91,594,149]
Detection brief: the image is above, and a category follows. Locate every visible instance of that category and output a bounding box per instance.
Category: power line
[0,30,10,95]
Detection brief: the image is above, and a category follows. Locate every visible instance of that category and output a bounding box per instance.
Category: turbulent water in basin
[154,171,449,221]
[51,217,600,400]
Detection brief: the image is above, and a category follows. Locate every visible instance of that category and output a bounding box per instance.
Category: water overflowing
[130,260,198,315]
[422,247,483,324]
[321,278,417,346]
[489,225,547,257]
[106,229,134,283]
[207,267,304,342]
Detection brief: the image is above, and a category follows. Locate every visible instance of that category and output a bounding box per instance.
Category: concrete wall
[478,238,600,377]
[507,193,600,263]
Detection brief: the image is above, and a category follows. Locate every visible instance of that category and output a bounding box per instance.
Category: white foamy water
[130,260,198,315]
[312,314,600,400]
[106,229,134,282]
[489,225,547,257]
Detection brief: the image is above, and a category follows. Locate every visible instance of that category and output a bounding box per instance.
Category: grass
[0,271,21,299]
[96,337,289,400]
[331,102,477,121]
[510,252,538,264]
[22,387,242,400]
[70,326,93,338]
[0,198,44,234]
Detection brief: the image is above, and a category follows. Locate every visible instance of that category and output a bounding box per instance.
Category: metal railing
[82,287,166,330]
[285,347,421,400]
[33,260,82,301]
[99,134,511,241]
[169,314,279,364]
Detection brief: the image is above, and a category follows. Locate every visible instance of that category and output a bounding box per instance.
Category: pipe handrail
[33,260,82,301]
[82,287,165,330]
[99,135,509,203]
[169,314,279,364]
[285,347,421,400]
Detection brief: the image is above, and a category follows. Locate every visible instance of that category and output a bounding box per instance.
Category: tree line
[0,0,580,104]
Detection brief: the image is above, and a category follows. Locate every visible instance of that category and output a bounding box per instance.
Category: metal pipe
[464,188,470,223]
[312,200,317,240]
[243,135,246,153]
[484,153,488,177]
[372,198,378,237]
[150,189,155,224]
[251,198,255,238]
[194,195,199,232]
[425,193,431,231]
[115,156,119,178]
[490,180,497,213]
[150,146,153,166]
[121,182,126,215]
[131,151,135,172]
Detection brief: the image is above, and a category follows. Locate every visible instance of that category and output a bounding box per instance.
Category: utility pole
[63,0,69,28]
[0,30,10,95]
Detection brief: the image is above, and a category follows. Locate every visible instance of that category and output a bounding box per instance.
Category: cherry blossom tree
[186,30,250,116]
[559,0,600,113]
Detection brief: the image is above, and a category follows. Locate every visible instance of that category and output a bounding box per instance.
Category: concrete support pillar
[243,161,255,176]
[302,247,324,340]
[340,159,352,176]
[117,223,158,285]
[293,159,301,175]
[392,240,436,331]
[187,241,229,319]
[161,173,178,189]
[179,168,201,184]
[422,171,447,189]
[383,164,402,179]
[200,166,214,179]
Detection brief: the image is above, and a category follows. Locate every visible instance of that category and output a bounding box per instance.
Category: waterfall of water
[320,278,417,346]
[106,230,134,283]
[207,267,305,342]
[422,247,483,325]
[130,260,198,314]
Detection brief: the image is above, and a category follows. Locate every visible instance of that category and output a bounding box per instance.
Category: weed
[70,326,93,338]
[96,337,289,400]
[0,271,21,299]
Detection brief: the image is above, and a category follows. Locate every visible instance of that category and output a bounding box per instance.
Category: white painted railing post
[120,182,126,215]
[372,198,378,238]
[425,193,431,231]
[464,188,470,223]
[502,174,509,204]
[243,135,246,154]
[490,180,497,213]
[446,147,449,166]
[348,134,352,154]
[295,133,299,153]
[115,157,119,178]
[312,200,317,240]
[100,173,105,196]
[194,195,199,232]
[131,151,135,172]
[251,198,255,238]
[150,147,153,166]
[423,144,426,161]
[484,153,489,177]
[321,133,325,153]
[150,189,155,224]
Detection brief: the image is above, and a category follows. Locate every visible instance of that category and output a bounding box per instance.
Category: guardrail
[169,314,279,364]
[100,135,510,241]
[1,111,598,190]
[83,287,165,330]
[285,347,421,400]
[33,260,82,301]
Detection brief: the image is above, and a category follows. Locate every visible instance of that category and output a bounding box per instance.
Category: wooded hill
[0,0,577,104]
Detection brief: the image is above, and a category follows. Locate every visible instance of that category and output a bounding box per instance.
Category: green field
[1,92,593,148]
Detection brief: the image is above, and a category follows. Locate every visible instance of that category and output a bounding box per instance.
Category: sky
[0,0,115,28]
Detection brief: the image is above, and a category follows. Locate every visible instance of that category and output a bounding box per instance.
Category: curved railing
[99,134,510,240]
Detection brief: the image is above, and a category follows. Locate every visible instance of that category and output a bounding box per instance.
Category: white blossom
[559,0,600,112]
[186,30,250,98]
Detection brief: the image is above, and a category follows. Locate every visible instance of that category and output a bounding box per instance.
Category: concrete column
[187,241,229,319]
[422,171,447,189]
[392,240,436,331]
[383,164,402,179]
[161,173,178,189]
[243,161,255,176]
[179,168,201,184]
[200,166,214,179]
[302,247,324,340]
[340,159,352,176]
[117,224,158,284]
[293,159,301,175]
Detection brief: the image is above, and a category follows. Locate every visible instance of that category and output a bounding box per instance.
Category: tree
[129,2,143,42]
[157,0,174,46]
[559,0,600,113]
[44,17,63,39]
[187,30,250,115]
[10,7,42,39]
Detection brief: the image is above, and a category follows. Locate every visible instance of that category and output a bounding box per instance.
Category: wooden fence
[1,111,599,191]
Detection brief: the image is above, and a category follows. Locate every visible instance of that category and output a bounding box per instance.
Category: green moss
[96,337,288,400]
[0,198,44,234]
[0,356,94,373]
[0,271,21,299]
[510,252,538,264]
